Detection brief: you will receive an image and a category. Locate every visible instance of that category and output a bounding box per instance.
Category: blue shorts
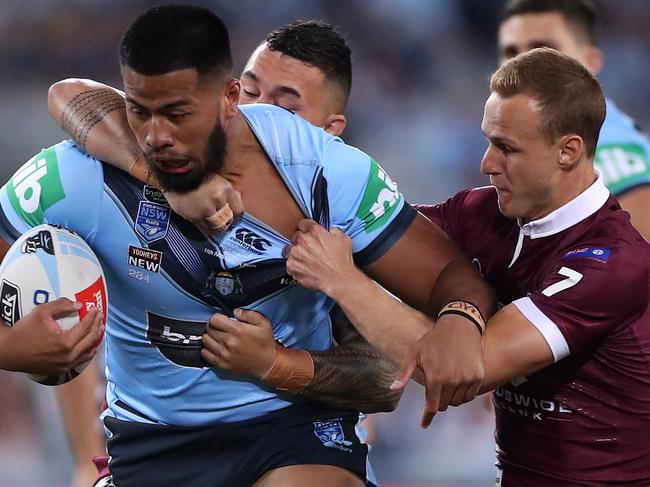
[104,403,376,487]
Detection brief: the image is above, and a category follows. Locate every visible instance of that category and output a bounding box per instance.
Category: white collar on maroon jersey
[519,171,610,239]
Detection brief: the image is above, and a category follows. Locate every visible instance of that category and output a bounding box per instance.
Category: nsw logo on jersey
[135,201,170,243]
[7,147,66,226]
[356,158,401,234]
[561,247,611,263]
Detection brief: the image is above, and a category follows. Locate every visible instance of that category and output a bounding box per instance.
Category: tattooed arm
[304,305,403,412]
[203,305,404,413]
[48,79,141,172]
[48,79,244,230]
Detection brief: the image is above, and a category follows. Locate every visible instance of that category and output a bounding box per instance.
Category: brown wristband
[438,300,486,336]
[129,154,160,188]
[261,343,314,393]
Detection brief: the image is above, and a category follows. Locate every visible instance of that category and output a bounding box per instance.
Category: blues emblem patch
[135,201,170,243]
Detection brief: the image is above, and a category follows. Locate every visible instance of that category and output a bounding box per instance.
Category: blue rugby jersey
[0,103,415,427]
[595,98,650,196]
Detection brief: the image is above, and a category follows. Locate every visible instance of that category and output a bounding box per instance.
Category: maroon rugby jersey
[417,177,650,486]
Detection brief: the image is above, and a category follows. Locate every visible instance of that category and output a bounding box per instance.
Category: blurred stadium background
[0,0,649,485]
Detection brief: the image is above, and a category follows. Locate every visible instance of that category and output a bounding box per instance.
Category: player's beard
[147,118,227,194]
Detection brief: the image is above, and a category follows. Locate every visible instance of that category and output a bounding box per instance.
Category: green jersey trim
[7,146,66,226]
[595,143,650,196]
[355,158,402,234]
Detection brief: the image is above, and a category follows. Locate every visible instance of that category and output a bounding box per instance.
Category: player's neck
[552,164,599,212]
[524,164,599,224]
[220,110,265,181]
[216,111,305,238]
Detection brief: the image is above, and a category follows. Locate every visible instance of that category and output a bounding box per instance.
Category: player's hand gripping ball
[0,224,108,385]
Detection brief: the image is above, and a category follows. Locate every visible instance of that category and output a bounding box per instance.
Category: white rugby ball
[0,224,108,385]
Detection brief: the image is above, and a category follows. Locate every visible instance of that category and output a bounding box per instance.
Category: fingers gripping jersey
[595,98,650,196]
[0,104,414,427]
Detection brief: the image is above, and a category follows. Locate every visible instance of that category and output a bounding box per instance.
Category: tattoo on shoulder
[61,89,124,151]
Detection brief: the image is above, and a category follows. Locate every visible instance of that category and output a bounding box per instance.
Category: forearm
[56,359,106,460]
[206,306,402,412]
[335,221,496,364]
[48,78,141,172]
[0,242,10,370]
[301,306,402,413]
[328,269,432,367]
[477,304,555,394]
[0,325,13,370]
[426,259,498,323]
[304,342,400,413]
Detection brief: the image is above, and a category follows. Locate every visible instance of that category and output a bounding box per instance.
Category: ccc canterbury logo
[233,228,272,253]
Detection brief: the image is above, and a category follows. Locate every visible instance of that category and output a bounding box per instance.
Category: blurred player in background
[287,48,650,486]
[49,19,393,487]
[498,0,650,239]
[239,21,349,136]
[22,5,494,486]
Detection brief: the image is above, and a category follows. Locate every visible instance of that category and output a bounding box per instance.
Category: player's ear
[223,78,240,118]
[584,46,603,75]
[323,114,346,137]
[558,134,583,170]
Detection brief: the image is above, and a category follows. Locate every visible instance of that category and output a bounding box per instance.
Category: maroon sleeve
[529,239,648,354]
[414,203,443,228]
[415,187,497,253]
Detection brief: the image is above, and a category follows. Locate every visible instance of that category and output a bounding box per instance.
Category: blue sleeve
[596,102,650,197]
[0,140,104,245]
[322,140,416,267]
